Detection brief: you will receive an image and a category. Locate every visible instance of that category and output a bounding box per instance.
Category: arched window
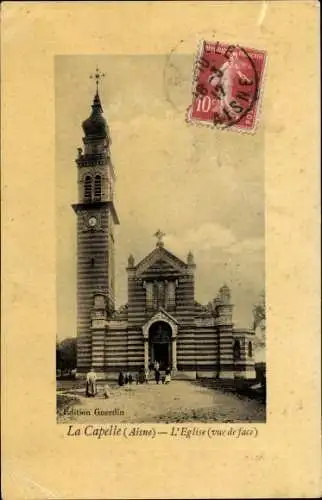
[158,281,165,308]
[145,282,153,310]
[167,281,176,310]
[152,282,158,310]
[152,281,166,310]
[248,341,253,358]
[94,175,102,201]
[84,176,92,201]
[233,340,241,361]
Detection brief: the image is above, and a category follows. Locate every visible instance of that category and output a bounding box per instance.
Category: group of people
[118,367,149,386]
[85,361,172,399]
[118,371,134,386]
[150,361,172,385]
[118,361,172,386]
[118,371,137,386]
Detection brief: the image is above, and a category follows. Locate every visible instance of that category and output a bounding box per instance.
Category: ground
[57,378,265,423]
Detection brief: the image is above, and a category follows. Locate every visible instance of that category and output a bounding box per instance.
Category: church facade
[72,77,256,380]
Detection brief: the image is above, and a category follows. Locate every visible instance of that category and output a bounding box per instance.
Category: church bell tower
[72,68,119,374]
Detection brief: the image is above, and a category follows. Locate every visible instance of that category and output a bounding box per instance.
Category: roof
[135,245,188,278]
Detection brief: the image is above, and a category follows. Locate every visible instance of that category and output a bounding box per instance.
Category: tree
[252,292,266,363]
[57,337,77,370]
[252,292,265,331]
[56,340,63,370]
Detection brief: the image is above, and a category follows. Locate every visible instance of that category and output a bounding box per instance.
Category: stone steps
[171,371,197,381]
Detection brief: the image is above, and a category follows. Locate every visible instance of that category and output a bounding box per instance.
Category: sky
[56,55,265,340]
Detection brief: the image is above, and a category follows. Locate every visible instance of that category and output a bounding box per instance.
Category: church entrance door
[149,321,172,370]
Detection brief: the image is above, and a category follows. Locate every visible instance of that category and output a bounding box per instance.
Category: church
[72,70,256,380]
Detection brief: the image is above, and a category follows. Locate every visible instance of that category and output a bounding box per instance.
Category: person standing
[138,367,145,384]
[86,367,97,397]
[118,371,125,386]
[103,383,111,399]
[155,369,160,385]
[144,368,149,384]
[128,373,133,385]
[165,367,171,384]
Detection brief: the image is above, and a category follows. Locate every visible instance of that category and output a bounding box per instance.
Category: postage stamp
[186,41,267,132]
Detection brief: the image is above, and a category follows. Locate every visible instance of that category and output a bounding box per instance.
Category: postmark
[186,41,267,132]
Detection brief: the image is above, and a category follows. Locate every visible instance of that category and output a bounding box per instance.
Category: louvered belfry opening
[84,175,92,201]
[94,175,102,201]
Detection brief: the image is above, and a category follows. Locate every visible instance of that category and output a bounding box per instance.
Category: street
[57,379,265,423]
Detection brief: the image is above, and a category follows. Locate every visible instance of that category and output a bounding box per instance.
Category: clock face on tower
[81,212,101,232]
[88,216,97,227]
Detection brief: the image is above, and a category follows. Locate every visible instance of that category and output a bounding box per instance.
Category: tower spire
[82,67,109,140]
[90,66,106,95]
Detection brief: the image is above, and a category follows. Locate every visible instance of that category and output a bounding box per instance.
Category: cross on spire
[154,229,165,247]
[90,66,105,94]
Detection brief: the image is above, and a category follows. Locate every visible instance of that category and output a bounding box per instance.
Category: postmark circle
[188,41,262,131]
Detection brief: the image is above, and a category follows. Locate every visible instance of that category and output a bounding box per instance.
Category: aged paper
[1,1,320,498]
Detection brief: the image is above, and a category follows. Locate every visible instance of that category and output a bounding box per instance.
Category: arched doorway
[149,321,172,370]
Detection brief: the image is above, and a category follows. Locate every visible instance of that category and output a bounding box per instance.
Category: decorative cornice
[72,200,120,224]
[76,155,108,168]
[233,328,256,336]
[135,246,187,277]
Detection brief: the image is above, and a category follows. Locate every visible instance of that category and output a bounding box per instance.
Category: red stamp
[187,41,267,132]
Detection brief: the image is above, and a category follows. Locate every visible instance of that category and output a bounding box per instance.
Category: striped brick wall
[103,323,144,372]
[104,322,128,371]
[76,207,113,373]
[121,265,225,374]
[175,275,195,324]
[91,328,106,371]
[127,276,147,326]
[194,326,219,372]
[126,328,144,370]
[177,326,196,370]
[218,323,234,377]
